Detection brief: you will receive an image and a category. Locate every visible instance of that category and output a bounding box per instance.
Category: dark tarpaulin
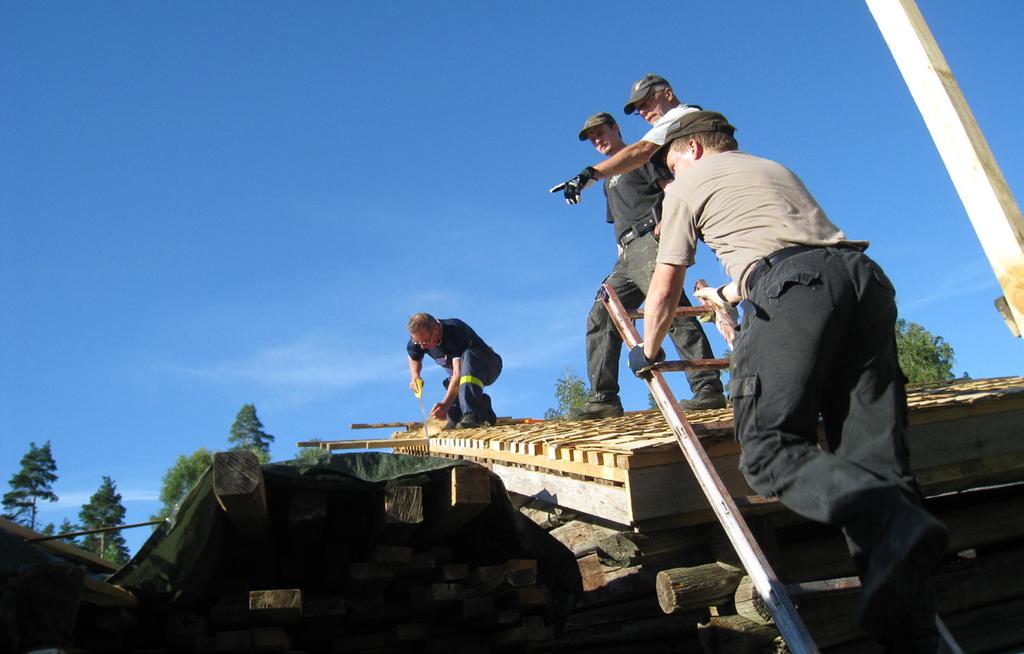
[110,452,582,621]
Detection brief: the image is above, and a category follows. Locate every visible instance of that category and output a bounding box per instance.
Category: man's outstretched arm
[554,140,661,204]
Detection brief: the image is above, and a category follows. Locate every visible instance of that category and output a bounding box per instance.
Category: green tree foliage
[895,319,956,383]
[58,518,80,546]
[295,447,326,466]
[228,403,274,462]
[2,440,59,529]
[154,448,214,520]
[78,476,130,564]
[544,368,589,420]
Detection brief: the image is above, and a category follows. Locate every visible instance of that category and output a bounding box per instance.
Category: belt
[617,216,658,249]
[744,244,861,295]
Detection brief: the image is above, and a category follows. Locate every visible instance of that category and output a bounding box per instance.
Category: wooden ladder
[598,282,964,654]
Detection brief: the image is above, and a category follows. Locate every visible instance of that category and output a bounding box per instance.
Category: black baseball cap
[578,112,617,141]
[653,110,736,165]
[624,73,669,114]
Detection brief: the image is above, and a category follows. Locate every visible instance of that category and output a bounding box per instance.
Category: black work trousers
[730,246,930,562]
[586,232,722,402]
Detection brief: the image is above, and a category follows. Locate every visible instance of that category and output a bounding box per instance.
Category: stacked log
[654,483,1024,653]
[517,481,1024,653]
[153,452,567,652]
[513,496,708,653]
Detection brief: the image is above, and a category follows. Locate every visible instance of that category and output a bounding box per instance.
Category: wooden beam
[422,465,491,540]
[490,462,631,525]
[212,450,275,577]
[866,0,1024,335]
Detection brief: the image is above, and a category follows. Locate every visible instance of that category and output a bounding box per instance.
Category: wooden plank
[866,0,1024,335]
[626,459,757,523]
[491,462,631,525]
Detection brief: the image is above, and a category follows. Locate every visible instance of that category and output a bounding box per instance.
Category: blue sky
[3,1,1022,556]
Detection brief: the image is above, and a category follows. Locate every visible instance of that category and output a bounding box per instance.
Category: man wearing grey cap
[569,112,725,419]
[629,110,949,651]
[553,74,701,205]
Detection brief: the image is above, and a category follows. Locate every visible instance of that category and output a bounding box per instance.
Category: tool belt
[617,216,658,249]
[744,244,863,294]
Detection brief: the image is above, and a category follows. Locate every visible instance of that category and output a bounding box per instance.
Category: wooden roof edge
[0,516,120,573]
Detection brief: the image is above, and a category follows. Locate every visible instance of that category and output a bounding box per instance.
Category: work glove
[694,284,739,349]
[694,286,739,323]
[628,344,666,378]
[558,166,598,205]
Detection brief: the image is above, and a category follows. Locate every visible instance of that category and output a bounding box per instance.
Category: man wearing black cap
[569,112,724,419]
[629,110,949,651]
[554,74,701,205]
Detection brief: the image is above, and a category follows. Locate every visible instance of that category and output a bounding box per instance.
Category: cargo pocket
[730,373,780,498]
[729,374,759,441]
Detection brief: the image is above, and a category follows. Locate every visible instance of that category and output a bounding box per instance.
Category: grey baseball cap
[653,110,737,165]
[624,73,670,114]
[578,112,617,141]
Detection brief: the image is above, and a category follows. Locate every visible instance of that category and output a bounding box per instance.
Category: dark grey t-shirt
[604,159,672,241]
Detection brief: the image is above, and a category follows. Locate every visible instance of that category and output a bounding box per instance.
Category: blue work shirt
[406,319,494,374]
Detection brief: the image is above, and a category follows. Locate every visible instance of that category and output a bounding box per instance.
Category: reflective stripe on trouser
[450,347,502,423]
[586,231,722,401]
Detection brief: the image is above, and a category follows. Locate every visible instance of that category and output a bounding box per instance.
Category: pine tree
[228,403,274,461]
[78,476,130,564]
[58,518,80,546]
[154,448,214,519]
[2,441,59,529]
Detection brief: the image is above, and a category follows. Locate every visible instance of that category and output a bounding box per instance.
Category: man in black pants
[407,313,502,429]
[570,112,725,420]
[632,110,949,651]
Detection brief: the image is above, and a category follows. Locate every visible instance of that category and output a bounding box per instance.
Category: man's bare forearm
[643,263,687,359]
[593,140,660,178]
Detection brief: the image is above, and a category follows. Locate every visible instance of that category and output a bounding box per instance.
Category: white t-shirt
[641,104,701,146]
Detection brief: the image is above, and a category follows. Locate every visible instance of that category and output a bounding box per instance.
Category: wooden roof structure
[307,376,1024,528]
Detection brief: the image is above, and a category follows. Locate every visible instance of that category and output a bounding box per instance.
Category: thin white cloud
[167,339,402,392]
[39,488,160,511]
[900,264,1000,314]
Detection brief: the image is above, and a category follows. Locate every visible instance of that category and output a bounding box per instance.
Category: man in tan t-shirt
[628,111,949,651]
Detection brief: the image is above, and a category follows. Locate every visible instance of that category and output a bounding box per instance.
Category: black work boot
[678,389,728,411]
[856,503,948,639]
[456,413,486,429]
[567,397,624,420]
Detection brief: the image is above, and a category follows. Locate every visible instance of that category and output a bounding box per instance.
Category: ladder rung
[653,358,731,372]
[786,576,861,599]
[628,306,713,320]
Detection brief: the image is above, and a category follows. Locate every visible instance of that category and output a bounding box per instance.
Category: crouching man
[407,313,502,429]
